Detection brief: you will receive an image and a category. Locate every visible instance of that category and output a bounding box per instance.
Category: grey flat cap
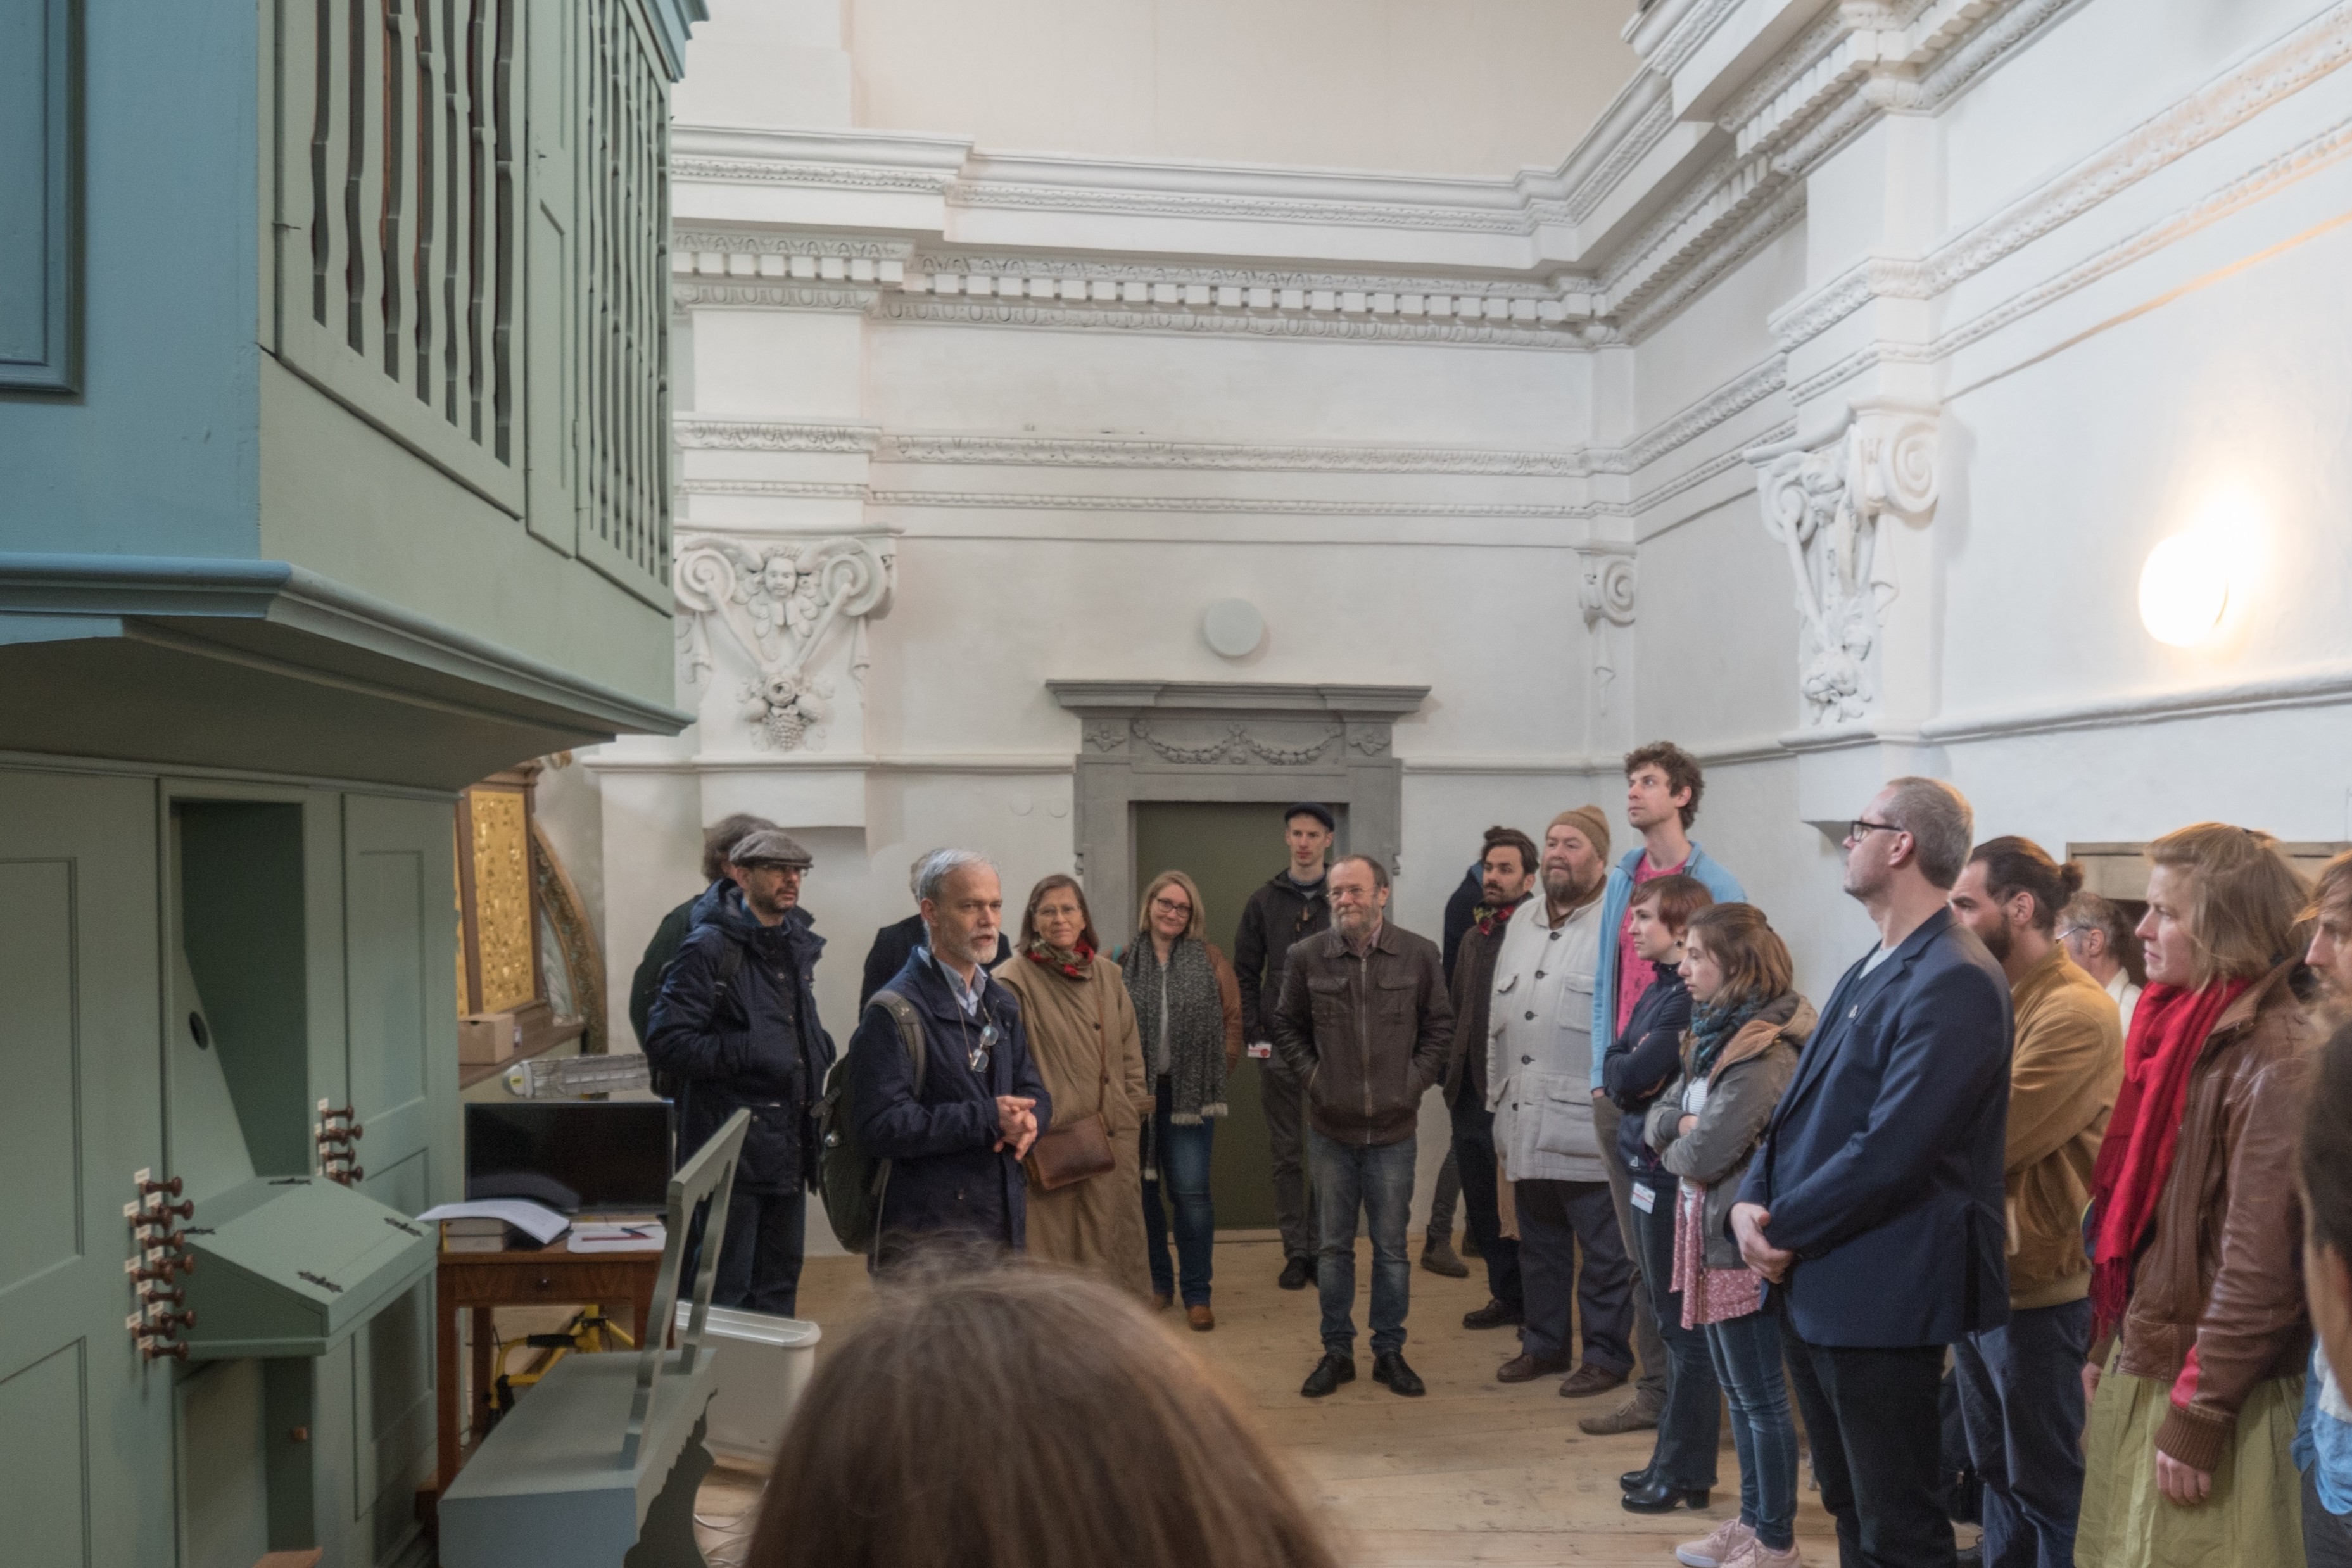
[730,828,814,869]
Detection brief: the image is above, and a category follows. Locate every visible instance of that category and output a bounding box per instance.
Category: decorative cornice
[669,156,956,193]
[674,417,881,455]
[1773,3,2352,353]
[947,179,1534,234]
[875,432,1584,477]
[867,489,1587,519]
[873,293,1583,350]
[673,231,917,261]
[676,479,872,500]
[673,281,878,312]
[1621,355,1790,474]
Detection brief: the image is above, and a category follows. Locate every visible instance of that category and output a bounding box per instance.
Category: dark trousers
[1516,1177,1633,1370]
[712,1186,807,1317]
[1631,1175,1721,1489]
[1952,1299,2092,1568]
[1262,1061,1314,1261]
[1307,1126,1417,1356]
[2308,1465,2352,1568]
[1427,1145,1460,1239]
[1450,1086,1520,1308]
[1141,1075,1217,1306]
[1595,1098,1669,1405]
[1780,1313,1955,1568]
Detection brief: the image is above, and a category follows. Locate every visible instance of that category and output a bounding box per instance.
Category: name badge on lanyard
[1630,1182,1657,1215]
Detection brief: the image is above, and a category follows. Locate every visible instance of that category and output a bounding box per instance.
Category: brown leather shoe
[1579,1388,1664,1434]
[1557,1362,1631,1399]
[1151,1293,1172,1312]
[1495,1352,1571,1383]
[1187,1303,1215,1332]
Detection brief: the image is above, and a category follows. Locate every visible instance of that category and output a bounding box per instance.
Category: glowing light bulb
[2138,530,2232,647]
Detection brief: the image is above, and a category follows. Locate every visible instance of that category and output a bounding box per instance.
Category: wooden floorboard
[693,1235,1859,1567]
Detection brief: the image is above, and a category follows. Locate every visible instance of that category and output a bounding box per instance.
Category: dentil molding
[1747,407,1940,728]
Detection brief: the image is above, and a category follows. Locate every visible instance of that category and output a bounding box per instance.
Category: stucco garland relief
[674,536,894,752]
[1748,410,1938,726]
[1130,720,1343,767]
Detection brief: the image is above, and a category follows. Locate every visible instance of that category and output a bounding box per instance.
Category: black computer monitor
[464,1102,671,1212]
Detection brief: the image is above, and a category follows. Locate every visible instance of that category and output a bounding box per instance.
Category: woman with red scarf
[2077,824,2319,1567]
[993,875,1155,1298]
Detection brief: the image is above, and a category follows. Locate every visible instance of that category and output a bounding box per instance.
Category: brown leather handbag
[1028,992,1118,1191]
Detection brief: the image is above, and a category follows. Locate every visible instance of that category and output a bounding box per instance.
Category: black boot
[1278,1255,1315,1291]
[1620,1466,1655,1492]
[1462,1298,1523,1330]
[1372,1352,1426,1397]
[1300,1353,1355,1398]
[1620,1478,1710,1514]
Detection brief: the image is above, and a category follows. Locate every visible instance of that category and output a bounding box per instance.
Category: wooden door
[1132,801,1330,1231]
[0,769,175,1566]
[329,793,461,1561]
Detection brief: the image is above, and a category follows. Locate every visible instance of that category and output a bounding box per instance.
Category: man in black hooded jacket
[1234,802,1336,1290]
[646,828,832,1315]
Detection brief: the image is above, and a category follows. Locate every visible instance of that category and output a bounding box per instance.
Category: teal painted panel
[347,847,429,1117]
[0,1341,90,1566]
[177,1358,269,1568]
[354,1277,433,1535]
[0,857,78,1299]
[178,802,312,1175]
[0,0,78,390]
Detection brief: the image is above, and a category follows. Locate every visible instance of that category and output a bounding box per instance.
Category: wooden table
[433,1237,664,1496]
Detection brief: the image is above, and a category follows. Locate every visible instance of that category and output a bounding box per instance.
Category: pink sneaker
[1674,1518,1755,1567]
[1725,1540,1801,1568]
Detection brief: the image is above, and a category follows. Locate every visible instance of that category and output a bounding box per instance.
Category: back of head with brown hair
[702,814,780,881]
[1623,741,1705,830]
[1018,873,1100,954]
[1968,835,2085,934]
[2060,890,2143,981]
[2146,822,2310,987]
[1628,872,1714,935]
[1685,902,1794,1008]
[745,1263,1339,1568]
[2310,849,2352,927]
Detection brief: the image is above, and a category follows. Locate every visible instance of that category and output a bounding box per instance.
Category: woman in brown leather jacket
[2077,825,2319,1568]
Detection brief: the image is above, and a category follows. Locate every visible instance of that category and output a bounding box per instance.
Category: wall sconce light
[2137,526,2233,647]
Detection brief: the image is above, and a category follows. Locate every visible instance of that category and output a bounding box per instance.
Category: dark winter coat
[645,883,833,1194]
[1602,960,1693,1176]
[629,882,722,1049]
[848,949,1053,1253]
[1233,869,1332,1049]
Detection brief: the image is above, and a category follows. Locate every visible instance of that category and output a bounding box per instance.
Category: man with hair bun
[1947,836,2123,1568]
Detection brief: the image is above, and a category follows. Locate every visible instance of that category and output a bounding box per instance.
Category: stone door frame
[1046,681,1429,936]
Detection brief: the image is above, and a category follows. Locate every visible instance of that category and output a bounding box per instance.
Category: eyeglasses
[968,1021,999,1074]
[1150,897,1192,915]
[2056,925,2092,942]
[1846,819,1904,843]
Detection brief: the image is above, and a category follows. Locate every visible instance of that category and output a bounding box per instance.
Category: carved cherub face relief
[759,555,799,598]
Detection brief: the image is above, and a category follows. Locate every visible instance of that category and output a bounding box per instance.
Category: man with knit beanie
[1484,806,1638,1399]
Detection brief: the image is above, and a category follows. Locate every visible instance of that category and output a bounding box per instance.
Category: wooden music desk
[432,1237,664,1496]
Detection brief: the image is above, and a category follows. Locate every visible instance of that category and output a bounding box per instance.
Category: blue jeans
[1306,1125,1416,1357]
[1633,1175,1720,1489]
[1952,1298,2092,1568]
[1141,1077,1217,1306]
[1707,1308,1799,1552]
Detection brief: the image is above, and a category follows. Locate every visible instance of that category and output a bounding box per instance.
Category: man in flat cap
[647,827,832,1314]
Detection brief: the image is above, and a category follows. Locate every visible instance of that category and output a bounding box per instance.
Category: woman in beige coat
[994,875,1154,1299]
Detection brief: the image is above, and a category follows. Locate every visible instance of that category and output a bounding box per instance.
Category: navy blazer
[1736,907,2014,1348]
[847,949,1051,1253]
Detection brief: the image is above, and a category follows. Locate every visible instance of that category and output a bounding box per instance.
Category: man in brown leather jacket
[1947,837,2123,1568]
[1274,854,1452,1400]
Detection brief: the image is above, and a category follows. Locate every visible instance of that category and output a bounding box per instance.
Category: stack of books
[417,1198,572,1253]
[440,1215,534,1252]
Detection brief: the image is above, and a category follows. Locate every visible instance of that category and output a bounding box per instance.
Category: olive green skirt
[2077,1356,2306,1568]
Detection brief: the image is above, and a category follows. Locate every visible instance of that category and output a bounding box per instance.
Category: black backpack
[817,989,926,1256]
[648,939,746,1104]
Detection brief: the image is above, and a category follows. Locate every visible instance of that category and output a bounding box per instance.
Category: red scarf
[2087,975,2249,1336]
[1474,895,1527,939]
[1025,937,1095,982]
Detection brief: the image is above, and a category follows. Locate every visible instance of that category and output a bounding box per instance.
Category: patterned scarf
[1025,935,1094,982]
[2087,975,2250,1337]
[1123,935,1226,1125]
[1472,894,1527,939]
[1687,994,1767,1080]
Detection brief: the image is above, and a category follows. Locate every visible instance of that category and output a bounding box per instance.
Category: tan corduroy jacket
[2003,945,2125,1310]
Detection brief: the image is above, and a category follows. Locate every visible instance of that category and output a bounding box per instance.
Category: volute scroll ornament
[1749,409,1938,726]
[674,536,895,752]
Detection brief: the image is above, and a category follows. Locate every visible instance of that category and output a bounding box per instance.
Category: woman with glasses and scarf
[992,875,1154,1298]
[1645,902,1815,1568]
[1121,870,1244,1329]
[2077,825,2318,1568]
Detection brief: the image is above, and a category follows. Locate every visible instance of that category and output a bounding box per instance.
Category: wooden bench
[436,1111,750,1568]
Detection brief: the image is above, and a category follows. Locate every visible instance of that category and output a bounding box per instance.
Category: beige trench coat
[992,954,1155,1299]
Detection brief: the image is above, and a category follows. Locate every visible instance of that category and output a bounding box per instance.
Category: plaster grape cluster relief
[674,536,894,752]
[1748,410,1938,726]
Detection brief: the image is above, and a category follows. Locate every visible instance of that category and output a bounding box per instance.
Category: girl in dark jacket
[1647,904,1814,1568]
